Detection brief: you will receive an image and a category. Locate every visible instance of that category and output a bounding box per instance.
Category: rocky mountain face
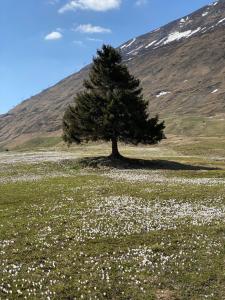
[1,0,225,145]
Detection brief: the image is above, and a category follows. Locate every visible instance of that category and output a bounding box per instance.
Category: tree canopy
[63,44,165,158]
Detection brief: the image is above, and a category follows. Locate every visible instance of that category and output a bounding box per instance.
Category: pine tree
[62,44,165,158]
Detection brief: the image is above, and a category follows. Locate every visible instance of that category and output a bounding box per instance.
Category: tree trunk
[110,137,121,159]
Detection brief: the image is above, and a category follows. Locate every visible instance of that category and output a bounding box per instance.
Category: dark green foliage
[63,45,165,157]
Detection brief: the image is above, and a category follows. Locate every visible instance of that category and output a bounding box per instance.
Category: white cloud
[75,24,111,34]
[58,0,121,13]
[45,31,63,40]
[135,0,147,6]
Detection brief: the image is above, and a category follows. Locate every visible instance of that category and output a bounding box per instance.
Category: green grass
[172,138,225,157]
[13,136,62,151]
[1,114,224,153]
[164,115,225,137]
[1,142,225,299]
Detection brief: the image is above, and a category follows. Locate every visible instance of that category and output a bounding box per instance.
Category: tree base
[108,153,124,160]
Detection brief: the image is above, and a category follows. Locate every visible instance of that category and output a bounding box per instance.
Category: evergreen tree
[63,45,165,158]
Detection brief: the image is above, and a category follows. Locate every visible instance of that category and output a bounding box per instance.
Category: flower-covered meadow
[0,150,225,299]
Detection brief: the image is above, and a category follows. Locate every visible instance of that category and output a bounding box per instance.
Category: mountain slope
[1,0,225,145]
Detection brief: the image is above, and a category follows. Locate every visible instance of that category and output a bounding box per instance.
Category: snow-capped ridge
[120,0,225,58]
[120,38,136,50]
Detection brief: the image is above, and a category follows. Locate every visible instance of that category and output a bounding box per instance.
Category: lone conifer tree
[63,45,165,158]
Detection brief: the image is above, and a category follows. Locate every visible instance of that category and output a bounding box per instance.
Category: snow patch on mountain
[163,27,201,45]
[154,38,167,46]
[217,17,225,24]
[180,17,189,24]
[156,91,171,98]
[145,40,157,49]
[120,38,136,49]
[127,45,144,55]
[202,11,209,17]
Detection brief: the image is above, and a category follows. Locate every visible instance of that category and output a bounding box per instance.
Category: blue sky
[0,0,215,114]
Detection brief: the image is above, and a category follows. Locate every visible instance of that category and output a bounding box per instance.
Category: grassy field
[0,138,225,299]
[164,115,225,137]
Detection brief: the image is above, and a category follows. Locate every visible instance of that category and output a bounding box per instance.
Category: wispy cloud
[48,0,60,5]
[58,0,121,13]
[135,0,147,6]
[45,31,63,40]
[73,40,85,46]
[56,27,63,32]
[87,37,103,42]
[75,24,111,34]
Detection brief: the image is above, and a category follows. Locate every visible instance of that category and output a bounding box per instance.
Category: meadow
[0,137,225,299]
